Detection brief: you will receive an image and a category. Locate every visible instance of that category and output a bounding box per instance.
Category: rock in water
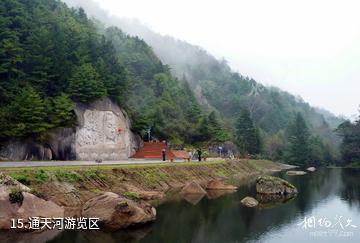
[181,181,207,195]
[240,197,259,207]
[286,170,307,176]
[0,190,64,230]
[206,179,238,190]
[82,192,156,231]
[256,176,298,195]
[307,167,316,172]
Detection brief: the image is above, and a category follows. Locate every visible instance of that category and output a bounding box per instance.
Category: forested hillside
[0,0,347,166]
[0,0,225,147]
[63,0,344,164]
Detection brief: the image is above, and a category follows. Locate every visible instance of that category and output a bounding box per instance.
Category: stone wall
[0,98,141,161]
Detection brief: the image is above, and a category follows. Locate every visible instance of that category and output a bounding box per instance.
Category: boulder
[137,191,164,200]
[256,176,298,195]
[0,173,64,230]
[182,194,205,205]
[206,189,236,199]
[206,179,237,190]
[0,188,64,230]
[180,181,207,195]
[240,196,259,207]
[307,167,316,172]
[0,173,30,192]
[286,170,307,176]
[82,192,156,230]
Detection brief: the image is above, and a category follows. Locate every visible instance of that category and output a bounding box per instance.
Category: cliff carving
[0,98,141,161]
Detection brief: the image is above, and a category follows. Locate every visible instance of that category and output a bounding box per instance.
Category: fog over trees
[1,0,355,166]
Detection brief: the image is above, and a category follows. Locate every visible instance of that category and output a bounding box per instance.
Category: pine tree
[286,113,311,165]
[51,93,76,127]
[207,111,229,144]
[336,118,360,164]
[68,63,107,103]
[236,108,261,155]
[5,87,50,137]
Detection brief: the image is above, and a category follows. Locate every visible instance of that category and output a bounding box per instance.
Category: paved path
[0,159,184,168]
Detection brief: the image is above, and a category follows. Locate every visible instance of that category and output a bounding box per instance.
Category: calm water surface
[4,168,360,243]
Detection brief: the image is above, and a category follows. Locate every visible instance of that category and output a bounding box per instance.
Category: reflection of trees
[340,169,360,208]
[140,170,342,243]
[289,168,340,213]
[0,229,62,243]
[43,169,357,243]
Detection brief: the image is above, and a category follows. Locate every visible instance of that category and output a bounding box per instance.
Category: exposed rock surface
[256,176,298,195]
[307,167,316,172]
[0,177,64,230]
[206,179,237,190]
[0,98,141,161]
[286,170,307,176]
[206,189,236,199]
[82,192,156,231]
[181,181,207,195]
[240,196,259,207]
[182,193,205,205]
[136,191,164,200]
[0,172,30,192]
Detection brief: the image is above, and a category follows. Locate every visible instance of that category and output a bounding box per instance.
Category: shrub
[10,173,31,186]
[9,187,24,205]
[35,169,49,183]
[54,170,82,182]
[123,191,140,200]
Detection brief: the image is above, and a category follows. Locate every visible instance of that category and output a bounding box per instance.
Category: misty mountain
[63,0,344,158]
[0,0,227,148]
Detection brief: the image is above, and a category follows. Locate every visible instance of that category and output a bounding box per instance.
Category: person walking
[162,149,166,161]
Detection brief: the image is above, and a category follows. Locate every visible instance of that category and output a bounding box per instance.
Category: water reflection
[2,168,360,243]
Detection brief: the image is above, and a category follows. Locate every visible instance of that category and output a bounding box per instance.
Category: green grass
[34,169,49,183]
[123,191,140,200]
[1,160,225,172]
[9,171,31,185]
[54,170,83,182]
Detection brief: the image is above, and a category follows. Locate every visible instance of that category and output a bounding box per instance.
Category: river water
[3,168,360,243]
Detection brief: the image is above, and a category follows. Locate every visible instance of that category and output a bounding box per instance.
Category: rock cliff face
[73,98,140,160]
[0,98,141,161]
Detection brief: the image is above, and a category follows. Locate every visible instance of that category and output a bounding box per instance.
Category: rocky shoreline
[0,159,296,231]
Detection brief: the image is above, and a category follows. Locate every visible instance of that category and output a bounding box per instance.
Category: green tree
[336,118,360,164]
[51,93,76,127]
[207,111,229,144]
[68,63,107,103]
[286,113,311,165]
[236,108,261,155]
[3,87,50,138]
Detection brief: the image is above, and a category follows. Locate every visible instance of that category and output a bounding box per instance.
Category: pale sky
[93,0,360,117]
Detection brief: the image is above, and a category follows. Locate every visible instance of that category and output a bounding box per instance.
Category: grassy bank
[2,159,291,211]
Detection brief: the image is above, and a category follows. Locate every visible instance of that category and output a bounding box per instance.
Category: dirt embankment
[3,159,293,215]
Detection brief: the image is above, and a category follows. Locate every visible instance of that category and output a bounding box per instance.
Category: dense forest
[0,0,352,166]
[0,0,226,147]
[63,0,346,165]
[336,113,360,166]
